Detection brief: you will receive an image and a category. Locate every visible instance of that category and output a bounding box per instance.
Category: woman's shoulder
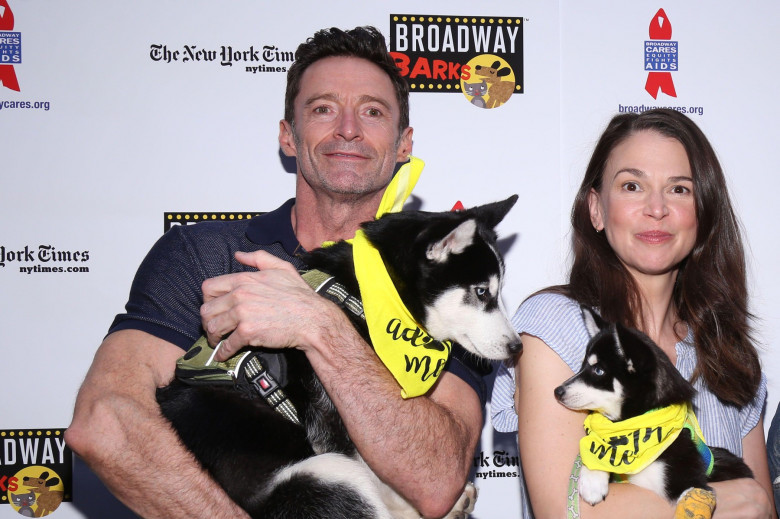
[512,291,591,372]
[514,291,582,329]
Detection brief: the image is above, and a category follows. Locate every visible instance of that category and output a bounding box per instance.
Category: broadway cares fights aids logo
[644,8,677,99]
[389,15,523,109]
[0,0,21,91]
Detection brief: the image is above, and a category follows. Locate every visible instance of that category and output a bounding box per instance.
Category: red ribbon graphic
[645,8,676,99]
[0,0,20,92]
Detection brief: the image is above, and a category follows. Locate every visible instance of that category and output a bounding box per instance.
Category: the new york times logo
[389,14,524,107]
[150,44,293,74]
[473,450,519,479]
[0,245,90,274]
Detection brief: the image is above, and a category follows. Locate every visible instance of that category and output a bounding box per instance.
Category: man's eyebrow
[303,92,340,107]
[303,93,393,110]
[355,94,393,110]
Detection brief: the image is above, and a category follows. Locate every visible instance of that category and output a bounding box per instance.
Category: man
[66,26,485,518]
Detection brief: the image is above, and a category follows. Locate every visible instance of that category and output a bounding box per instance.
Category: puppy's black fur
[156,196,520,518]
[555,307,752,502]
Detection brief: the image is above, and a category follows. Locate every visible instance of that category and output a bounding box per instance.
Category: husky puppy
[554,307,753,511]
[157,196,521,519]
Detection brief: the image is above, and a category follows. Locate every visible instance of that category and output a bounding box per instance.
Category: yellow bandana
[352,229,451,399]
[580,402,709,475]
[375,155,424,218]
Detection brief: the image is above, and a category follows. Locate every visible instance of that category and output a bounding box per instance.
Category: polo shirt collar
[245,198,300,256]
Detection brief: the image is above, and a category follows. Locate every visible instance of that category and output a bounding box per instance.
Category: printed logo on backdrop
[0,0,21,91]
[164,212,262,233]
[149,43,294,75]
[389,15,524,109]
[472,450,519,480]
[645,8,677,99]
[1,429,73,516]
[617,9,704,117]
[0,245,91,275]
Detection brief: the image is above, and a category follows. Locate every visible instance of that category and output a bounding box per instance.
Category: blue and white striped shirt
[491,292,767,517]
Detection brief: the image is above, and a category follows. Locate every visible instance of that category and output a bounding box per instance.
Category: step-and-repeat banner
[1,1,777,517]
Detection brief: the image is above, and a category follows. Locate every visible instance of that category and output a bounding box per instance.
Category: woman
[492,109,775,518]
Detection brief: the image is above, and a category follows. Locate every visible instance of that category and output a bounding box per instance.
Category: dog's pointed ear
[581,305,607,338]
[426,219,477,263]
[470,194,518,229]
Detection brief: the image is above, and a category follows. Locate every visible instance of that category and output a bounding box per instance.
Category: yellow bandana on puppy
[375,155,424,218]
[352,229,452,398]
[580,402,712,475]
[356,155,452,398]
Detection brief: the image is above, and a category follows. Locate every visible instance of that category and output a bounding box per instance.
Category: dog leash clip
[241,355,302,426]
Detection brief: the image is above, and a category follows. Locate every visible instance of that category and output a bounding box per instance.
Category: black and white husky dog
[156,195,521,519]
[554,307,752,509]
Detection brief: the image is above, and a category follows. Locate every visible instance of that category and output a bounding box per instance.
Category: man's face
[279,56,412,200]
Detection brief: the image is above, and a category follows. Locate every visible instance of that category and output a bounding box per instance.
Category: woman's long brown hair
[551,108,760,407]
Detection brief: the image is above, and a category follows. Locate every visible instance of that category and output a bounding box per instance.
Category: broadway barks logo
[644,8,678,99]
[389,15,524,109]
[0,0,21,91]
[164,212,262,232]
[1,429,73,517]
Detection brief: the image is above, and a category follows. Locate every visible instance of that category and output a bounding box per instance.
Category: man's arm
[201,250,483,518]
[65,330,249,519]
[303,309,483,518]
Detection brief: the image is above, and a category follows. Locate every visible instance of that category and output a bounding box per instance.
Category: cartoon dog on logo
[475,60,514,108]
[23,471,64,517]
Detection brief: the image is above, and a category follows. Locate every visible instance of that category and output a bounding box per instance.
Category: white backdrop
[0,1,777,518]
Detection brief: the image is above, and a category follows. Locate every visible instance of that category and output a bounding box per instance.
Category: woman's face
[588,130,698,281]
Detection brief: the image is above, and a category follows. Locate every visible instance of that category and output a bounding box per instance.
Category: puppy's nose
[508,338,522,355]
[553,385,565,401]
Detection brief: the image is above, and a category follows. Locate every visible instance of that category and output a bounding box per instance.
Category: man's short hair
[284,26,410,133]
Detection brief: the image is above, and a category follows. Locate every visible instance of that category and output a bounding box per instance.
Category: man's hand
[201,250,330,361]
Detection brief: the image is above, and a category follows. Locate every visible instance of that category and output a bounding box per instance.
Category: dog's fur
[554,307,753,506]
[156,196,521,518]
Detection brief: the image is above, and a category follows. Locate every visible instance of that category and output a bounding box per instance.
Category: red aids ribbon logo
[644,8,677,99]
[0,0,20,92]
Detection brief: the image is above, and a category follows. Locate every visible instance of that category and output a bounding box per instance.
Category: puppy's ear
[470,194,518,229]
[581,305,607,338]
[426,219,476,262]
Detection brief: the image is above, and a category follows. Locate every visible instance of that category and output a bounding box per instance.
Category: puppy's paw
[578,466,609,506]
[442,482,478,518]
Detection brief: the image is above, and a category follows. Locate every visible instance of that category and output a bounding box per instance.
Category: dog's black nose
[553,386,565,401]
[509,339,522,354]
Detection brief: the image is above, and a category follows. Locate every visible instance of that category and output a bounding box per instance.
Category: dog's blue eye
[474,287,488,300]
[592,366,604,376]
